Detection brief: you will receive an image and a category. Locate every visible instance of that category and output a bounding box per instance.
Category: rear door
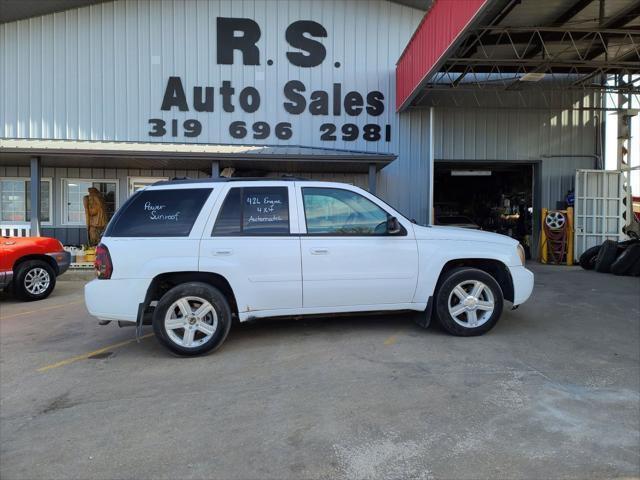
[297,183,419,309]
[200,182,302,314]
[103,185,218,280]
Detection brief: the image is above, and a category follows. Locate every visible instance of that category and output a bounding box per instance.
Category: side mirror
[387,216,401,235]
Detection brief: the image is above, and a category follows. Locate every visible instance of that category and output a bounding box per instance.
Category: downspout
[30,156,42,237]
[429,106,435,225]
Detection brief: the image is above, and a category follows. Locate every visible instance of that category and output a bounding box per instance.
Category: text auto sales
[149,17,391,143]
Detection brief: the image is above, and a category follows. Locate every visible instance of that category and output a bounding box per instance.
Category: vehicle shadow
[135,306,532,358]
[225,311,447,343]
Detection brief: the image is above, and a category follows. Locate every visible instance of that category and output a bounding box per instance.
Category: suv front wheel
[152,282,232,356]
[434,267,504,336]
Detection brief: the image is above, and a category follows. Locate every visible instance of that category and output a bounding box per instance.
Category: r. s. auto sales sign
[149,17,391,144]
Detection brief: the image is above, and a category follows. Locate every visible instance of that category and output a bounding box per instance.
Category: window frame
[127,176,168,195]
[212,186,292,237]
[300,186,406,237]
[61,178,120,226]
[0,177,53,225]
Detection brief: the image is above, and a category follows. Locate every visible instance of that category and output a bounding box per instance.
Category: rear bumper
[84,278,151,323]
[508,265,534,306]
[47,251,71,276]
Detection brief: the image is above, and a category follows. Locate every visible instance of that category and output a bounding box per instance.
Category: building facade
[1,0,601,250]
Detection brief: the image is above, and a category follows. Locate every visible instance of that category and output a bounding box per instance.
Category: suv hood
[413,224,517,246]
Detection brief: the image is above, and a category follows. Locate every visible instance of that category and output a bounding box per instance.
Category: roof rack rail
[154,175,310,186]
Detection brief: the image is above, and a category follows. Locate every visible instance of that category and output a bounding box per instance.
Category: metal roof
[0,0,106,23]
[0,0,429,23]
[0,139,396,173]
[390,0,433,10]
[397,0,640,110]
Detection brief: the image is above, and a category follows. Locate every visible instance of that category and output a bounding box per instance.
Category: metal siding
[378,108,432,224]
[433,107,598,210]
[1,0,422,152]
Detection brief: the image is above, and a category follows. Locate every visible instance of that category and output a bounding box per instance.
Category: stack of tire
[579,239,640,276]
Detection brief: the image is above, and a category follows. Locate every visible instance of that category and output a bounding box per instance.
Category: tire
[434,267,504,337]
[13,260,56,301]
[610,244,640,275]
[152,282,232,356]
[617,239,639,249]
[594,240,618,273]
[629,256,640,277]
[579,245,600,270]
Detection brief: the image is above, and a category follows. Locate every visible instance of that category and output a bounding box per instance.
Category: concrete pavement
[0,264,639,479]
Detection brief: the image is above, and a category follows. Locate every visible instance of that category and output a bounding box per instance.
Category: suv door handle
[310,248,329,255]
[213,249,233,256]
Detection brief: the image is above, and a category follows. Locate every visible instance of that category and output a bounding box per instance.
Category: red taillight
[95,243,113,279]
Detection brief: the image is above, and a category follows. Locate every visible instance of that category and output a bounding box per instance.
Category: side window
[105,188,212,237]
[212,187,290,236]
[302,187,390,235]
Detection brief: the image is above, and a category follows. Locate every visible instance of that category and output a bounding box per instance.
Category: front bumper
[47,251,71,276]
[0,271,13,290]
[508,265,534,306]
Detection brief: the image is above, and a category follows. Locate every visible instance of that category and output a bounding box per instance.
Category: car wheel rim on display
[447,280,495,328]
[545,211,566,230]
[24,268,51,295]
[164,296,218,348]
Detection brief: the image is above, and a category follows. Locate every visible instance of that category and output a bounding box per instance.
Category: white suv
[85,178,533,355]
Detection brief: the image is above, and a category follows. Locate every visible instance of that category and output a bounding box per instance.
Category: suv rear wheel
[435,267,504,336]
[152,282,232,356]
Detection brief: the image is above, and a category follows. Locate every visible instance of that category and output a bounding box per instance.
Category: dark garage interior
[434,162,534,258]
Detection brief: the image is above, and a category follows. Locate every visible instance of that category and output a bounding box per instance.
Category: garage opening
[433,162,535,259]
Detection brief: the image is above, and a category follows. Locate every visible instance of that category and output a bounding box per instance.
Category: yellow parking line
[36,333,154,373]
[383,334,398,346]
[0,300,84,320]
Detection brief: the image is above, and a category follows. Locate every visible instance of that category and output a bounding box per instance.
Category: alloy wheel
[164,296,218,348]
[24,267,51,295]
[447,280,495,328]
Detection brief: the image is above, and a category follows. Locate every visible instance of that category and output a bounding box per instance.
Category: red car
[0,236,71,301]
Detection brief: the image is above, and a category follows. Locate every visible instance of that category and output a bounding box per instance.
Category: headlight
[517,244,526,265]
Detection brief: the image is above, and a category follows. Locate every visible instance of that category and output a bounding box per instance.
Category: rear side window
[212,187,289,236]
[106,188,212,237]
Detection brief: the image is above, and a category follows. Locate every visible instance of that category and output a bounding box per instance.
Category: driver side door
[298,184,419,309]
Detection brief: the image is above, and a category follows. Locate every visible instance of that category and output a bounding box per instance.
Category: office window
[128,177,168,194]
[0,178,52,223]
[62,179,118,225]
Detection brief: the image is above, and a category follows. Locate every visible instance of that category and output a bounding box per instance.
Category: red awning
[396,0,488,111]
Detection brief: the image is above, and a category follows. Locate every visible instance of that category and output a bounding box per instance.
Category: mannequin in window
[83,187,108,246]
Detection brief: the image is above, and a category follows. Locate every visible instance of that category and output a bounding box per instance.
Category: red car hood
[1,236,64,251]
